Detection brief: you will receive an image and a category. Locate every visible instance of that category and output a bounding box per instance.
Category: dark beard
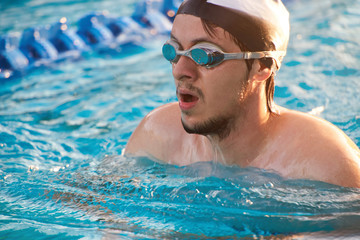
[181,114,234,140]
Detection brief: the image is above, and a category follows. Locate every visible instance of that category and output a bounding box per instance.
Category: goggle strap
[223,51,286,60]
[223,51,286,71]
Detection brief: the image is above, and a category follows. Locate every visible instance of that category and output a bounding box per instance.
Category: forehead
[171,14,240,52]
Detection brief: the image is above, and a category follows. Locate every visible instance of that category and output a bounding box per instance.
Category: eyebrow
[170,33,218,49]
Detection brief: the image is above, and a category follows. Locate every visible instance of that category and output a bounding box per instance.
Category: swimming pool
[1,0,360,239]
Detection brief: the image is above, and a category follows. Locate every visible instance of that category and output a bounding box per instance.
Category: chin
[180,114,233,139]
[180,115,199,133]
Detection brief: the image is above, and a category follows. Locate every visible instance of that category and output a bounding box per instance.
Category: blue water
[1,0,360,239]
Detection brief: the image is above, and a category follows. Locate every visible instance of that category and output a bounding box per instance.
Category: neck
[206,94,274,166]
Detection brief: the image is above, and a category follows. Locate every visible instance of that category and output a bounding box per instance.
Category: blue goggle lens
[191,48,210,65]
[162,43,177,62]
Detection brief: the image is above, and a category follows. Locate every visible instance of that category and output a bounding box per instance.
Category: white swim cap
[176,0,290,67]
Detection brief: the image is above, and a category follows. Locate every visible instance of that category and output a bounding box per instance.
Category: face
[171,14,251,139]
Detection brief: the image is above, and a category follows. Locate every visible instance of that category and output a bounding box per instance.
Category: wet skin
[125,15,360,188]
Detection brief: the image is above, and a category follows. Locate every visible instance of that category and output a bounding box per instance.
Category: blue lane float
[0,0,181,81]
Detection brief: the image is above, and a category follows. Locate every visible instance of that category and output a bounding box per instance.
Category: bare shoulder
[272,107,360,187]
[124,102,185,160]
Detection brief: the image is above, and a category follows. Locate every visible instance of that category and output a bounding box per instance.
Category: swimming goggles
[162,39,286,69]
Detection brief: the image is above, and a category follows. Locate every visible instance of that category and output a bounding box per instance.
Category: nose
[172,54,198,82]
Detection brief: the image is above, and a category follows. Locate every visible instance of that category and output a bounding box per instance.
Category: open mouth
[178,92,199,110]
[180,93,199,103]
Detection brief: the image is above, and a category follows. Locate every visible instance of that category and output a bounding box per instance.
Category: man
[125,0,360,188]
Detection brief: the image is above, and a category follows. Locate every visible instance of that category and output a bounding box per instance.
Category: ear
[249,60,272,82]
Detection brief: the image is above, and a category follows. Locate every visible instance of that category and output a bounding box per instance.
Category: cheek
[203,64,248,105]
[202,79,243,116]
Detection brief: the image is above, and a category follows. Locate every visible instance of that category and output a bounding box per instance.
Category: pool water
[1,0,360,239]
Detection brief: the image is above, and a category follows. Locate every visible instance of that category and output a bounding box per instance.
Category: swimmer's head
[176,0,290,70]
